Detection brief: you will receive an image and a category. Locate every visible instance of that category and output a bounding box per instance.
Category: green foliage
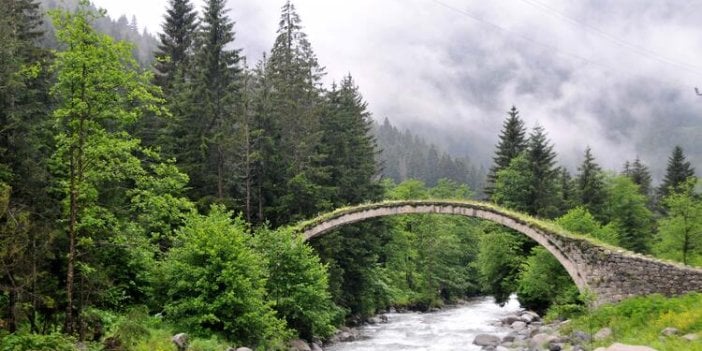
[474,228,523,304]
[252,226,340,339]
[623,157,653,200]
[605,175,653,253]
[516,247,579,313]
[160,206,289,347]
[556,207,619,246]
[0,333,77,351]
[576,147,607,221]
[49,2,168,332]
[655,179,702,266]
[658,146,696,199]
[524,125,559,218]
[569,293,702,351]
[492,153,531,213]
[486,106,527,196]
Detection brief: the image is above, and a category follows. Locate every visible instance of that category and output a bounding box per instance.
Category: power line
[427,0,607,70]
[518,0,702,76]
[426,0,702,83]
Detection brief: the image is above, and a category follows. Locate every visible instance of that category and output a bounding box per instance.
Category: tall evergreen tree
[622,157,652,198]
[177,0,241,204]
[658,146,696,199]
[263,0,328,224]
[556,167,576,214]
[576,147,607,220]
[153,0,198,90]
[486,106,527,197]
[525,125,559,218]
[0,0,55,333]
[321,75,382,206]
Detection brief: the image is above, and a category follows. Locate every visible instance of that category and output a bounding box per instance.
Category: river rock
[529,333,559,349]
[660,327,678,336]
[495,346,510,351]
[594,327,613,340]
[501,315,523,325]
[511,321,527,330]
[521,311,540,323]
[171,333,188,351]
[683,333,699,341]
[502,332,517,343]
[310,342,324,351]
[235,348,253,351]
[572,330,591,342]
[289,339,311,351]
[473,334,501,347]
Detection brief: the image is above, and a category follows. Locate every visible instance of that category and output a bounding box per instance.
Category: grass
[563,293,702,351]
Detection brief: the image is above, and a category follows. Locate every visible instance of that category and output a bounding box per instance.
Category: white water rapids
[326,296,521,351]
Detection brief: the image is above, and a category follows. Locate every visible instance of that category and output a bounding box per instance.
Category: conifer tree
[576,147,607,220]
[178,0,241,203]
[658,146,696,198]
[264,0,328,224]
[321,75,382,206]
[486,106,527,197]
[556,167,576,214]
[623,157,652,198]
[0,1,55,332]
[154,0,198,90]
[525,125,559,218]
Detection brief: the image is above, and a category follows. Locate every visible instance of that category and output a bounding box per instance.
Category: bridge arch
[297,200,702,305]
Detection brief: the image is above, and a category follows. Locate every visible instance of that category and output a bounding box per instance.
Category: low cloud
[224,0,702,177]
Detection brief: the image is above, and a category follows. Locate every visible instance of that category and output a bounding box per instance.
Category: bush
[160,206,289,348]
[570,293,702,351]
[252,226,341,340]
[0,333,77,351]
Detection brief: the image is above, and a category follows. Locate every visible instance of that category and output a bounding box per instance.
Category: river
[326,296,521,351]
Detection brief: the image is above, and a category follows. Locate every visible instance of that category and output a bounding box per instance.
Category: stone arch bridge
[297,200,702,305]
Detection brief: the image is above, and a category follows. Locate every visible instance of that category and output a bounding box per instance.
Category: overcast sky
[92,0,702,175]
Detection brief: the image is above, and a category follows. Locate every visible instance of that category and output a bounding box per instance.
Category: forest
[0,0,700,350]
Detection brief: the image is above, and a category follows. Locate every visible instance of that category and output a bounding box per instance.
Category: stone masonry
[300,200,702,305]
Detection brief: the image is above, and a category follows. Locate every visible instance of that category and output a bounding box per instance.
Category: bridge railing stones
[297,200,702,305]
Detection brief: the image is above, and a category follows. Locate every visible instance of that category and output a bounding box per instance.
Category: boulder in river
[473,333,501,347]
[289,339,311,351]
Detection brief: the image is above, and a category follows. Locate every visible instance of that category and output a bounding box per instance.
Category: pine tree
[525,125,559,218]
[263,0,328,224]
[658,146,696,198]
[0,0,54,332]
[576,147,607,220]
[153,0,198,90]
[321,75,382,207]
[486,106,527,197]
[177,0,242,203]
[556,167,576,215]
[623,157,652,198]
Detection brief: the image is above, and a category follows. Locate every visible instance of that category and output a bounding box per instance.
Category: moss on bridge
[294,199,616,249]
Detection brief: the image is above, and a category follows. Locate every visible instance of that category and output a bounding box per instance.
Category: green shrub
[0,333,77,351]
[570,293,702,351]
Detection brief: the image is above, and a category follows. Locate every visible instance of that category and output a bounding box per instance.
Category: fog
[94,0,702,178]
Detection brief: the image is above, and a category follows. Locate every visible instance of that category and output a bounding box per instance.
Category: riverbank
[470,292,702,351]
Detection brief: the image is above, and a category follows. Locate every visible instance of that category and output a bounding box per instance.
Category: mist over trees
[0,0,700,349]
